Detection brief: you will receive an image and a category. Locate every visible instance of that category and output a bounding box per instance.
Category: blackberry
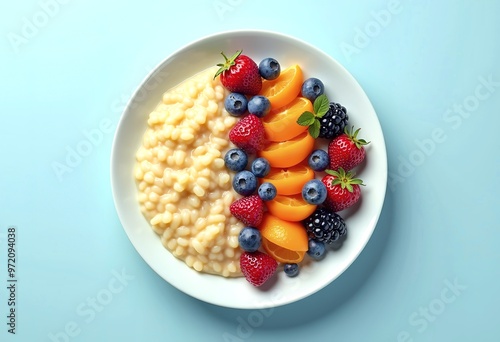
[302,207,346,244]
[319,102,348,139]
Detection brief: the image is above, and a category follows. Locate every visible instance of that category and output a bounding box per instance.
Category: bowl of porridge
[111,30,387,309]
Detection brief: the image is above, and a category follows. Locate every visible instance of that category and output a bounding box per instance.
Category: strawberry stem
[214,50,243,79]
[325,167,365,192]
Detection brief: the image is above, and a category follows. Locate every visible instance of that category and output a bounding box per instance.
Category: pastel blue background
[1,0,499,341]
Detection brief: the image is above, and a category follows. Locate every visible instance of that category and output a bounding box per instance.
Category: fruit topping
[229,194,265,227]
[238,227,262,252]
[224,148,248,172]
[258,182,277,201]
[301,77,325,102]
[215,50,262,95]
[260,64,303,110]
[265,194,317,222]
[307,149,330,172]
[259,214,309,264]
[250,157,271,178]
[284,263,299,277]
[240,251,278,287]
[262,97,312,142]
[307,239,326,260]
[319,102,349,139]
[232,170,258,196]
[302,207,347,244]
[247,95,271,118]
[261,164,315,196]
[258,131,315,168]
[328,126,369,171]
[301,179,327,205]
[224,92,248,116]
[322,168,364,212]
[297,94,349,139]
[259,57,281,80]
[229,114,266,154]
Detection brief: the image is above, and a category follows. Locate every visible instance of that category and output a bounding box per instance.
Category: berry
[307,239,326,260]
[215,50,262,95]
[229,114,266,154]
[308,149,329,172]
[329,126,369,171]
[238,227,262,252]
[259,57,281,80]
[251,157,270,177]
[240,251,278,287]
[303,207,346,244]
[296,94,347,139]
[230,195,265,227]
[248,95,271,118]
[232,170,257,196]
[224,148,248,172]
[224,92,248,116]
[301,77,325,102]
[322,168,363,212]
[319,102,349,139]
[258,182,277,201]
[284,263,299,277]
[301,179,327,205]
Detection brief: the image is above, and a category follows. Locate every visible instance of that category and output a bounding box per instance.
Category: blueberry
[284,263,299,277]
[301,78,325,102]
[307,239,326,260]
[308,149,330,171]
[238,227,262,252]
[258,182,277,201]
[251,157,270,178]
[224,148,248,172]
[224,93,248,116]
[259,57,281,80]
[232,170,257,196]
[302,179,327,205]
[247,95,271,118]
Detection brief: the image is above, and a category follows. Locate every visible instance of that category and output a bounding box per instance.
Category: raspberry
[302,207,346,244]
[318,102,348,139]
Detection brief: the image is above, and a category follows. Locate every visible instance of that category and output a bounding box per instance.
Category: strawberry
[322,168,364,212]
[214,50,262,95]
[328,126,369,171]
[229,114,266,154]
[230,195,265,227]
[240,251,278,287]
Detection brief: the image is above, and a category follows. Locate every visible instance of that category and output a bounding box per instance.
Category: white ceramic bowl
[111,30,387,309]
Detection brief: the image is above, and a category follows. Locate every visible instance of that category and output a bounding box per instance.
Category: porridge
[134,66,243,277]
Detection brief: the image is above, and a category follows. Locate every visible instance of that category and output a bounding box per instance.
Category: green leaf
[308,119,320,139]
[313,94,330,118]
[297,111,316,126]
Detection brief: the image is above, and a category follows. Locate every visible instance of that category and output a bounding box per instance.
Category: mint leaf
[313,94,330,118]
[297,111,316,126]
[308,119,320,139]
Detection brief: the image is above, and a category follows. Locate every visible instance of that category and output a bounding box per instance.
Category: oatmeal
[134,66,243,277]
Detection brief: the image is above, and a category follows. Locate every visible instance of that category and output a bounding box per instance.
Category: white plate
[110,30,387,309]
